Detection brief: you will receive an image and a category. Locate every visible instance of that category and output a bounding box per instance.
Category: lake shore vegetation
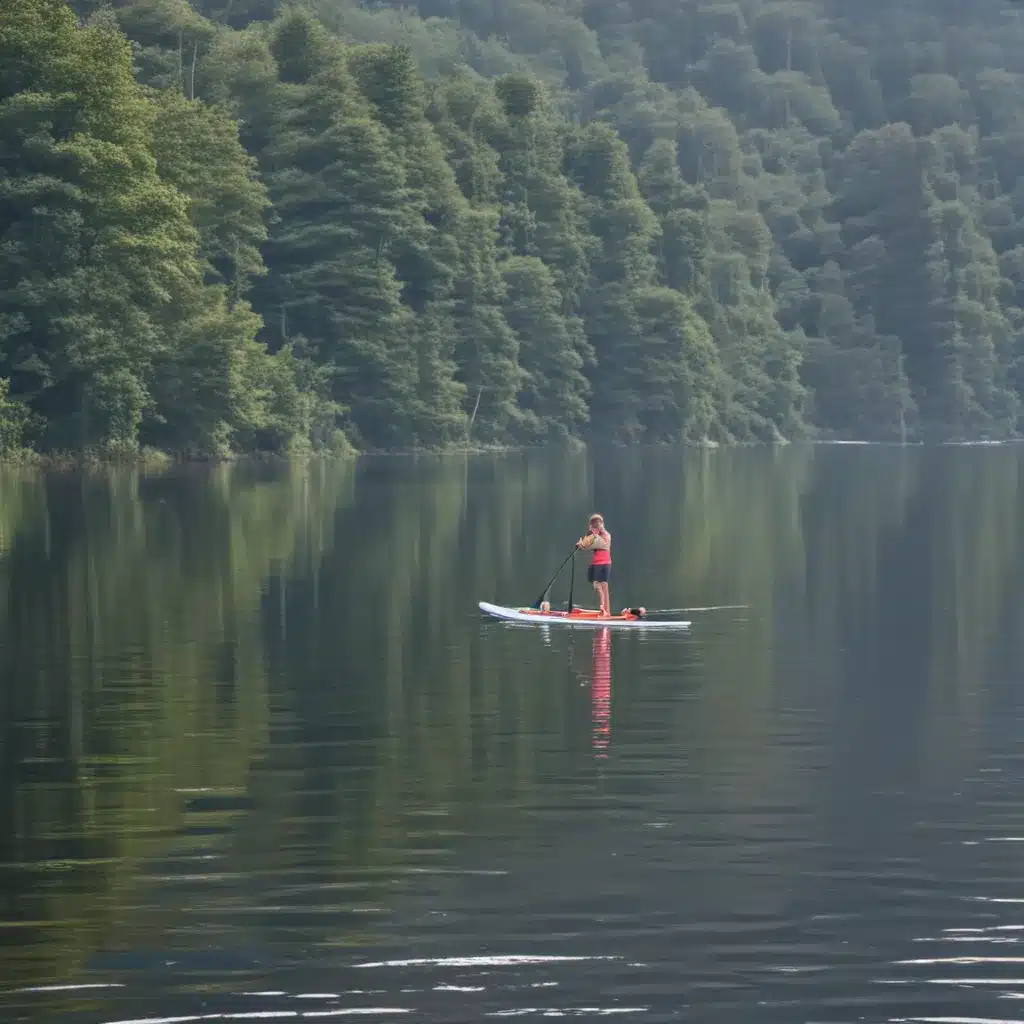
[3,0,1024,459]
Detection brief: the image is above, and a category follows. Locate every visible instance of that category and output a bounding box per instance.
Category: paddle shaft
[533,546,578,608]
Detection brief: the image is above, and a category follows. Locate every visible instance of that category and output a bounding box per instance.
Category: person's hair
[589,514,603,525]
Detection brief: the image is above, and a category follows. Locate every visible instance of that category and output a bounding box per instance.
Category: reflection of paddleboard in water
[592,627,611,757]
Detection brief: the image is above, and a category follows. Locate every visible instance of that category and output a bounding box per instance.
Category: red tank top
[590,529,611,566]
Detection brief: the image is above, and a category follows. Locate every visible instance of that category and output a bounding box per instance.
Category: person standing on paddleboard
[577,514,612,617]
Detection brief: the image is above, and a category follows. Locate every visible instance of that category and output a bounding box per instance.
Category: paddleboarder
[577,514,612,617]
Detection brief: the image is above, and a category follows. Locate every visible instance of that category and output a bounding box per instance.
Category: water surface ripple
[2,446,1024,1023]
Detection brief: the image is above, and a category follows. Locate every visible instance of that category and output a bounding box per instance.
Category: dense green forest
[4,0,1024,455]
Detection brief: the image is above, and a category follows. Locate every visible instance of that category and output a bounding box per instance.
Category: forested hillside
[4,0,1024,455]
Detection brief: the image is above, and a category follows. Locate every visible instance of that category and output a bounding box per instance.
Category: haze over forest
[5,0,1024,455]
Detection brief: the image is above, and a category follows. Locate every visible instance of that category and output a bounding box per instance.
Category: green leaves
[502,255,589,440]
[0,0,190,450]
[10,0,1024,454]
[150,89,269,296]
[0,0,308,456]
[0,378,28,455]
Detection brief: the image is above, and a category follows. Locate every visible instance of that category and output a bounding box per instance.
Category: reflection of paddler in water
[591,627,611,756]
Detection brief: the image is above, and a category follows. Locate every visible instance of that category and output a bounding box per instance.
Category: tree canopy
[4,0,1024,455]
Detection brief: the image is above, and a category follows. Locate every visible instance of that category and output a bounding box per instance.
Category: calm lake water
[3,444,1024,1024]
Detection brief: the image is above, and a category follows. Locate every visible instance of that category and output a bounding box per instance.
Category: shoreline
[3,434,1024,470]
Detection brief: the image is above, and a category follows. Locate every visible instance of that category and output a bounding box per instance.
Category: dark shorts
[588,563,611,584]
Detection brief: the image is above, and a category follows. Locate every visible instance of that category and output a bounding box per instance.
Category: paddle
[532,546,578,608]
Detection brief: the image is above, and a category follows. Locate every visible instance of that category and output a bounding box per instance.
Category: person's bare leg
[598,582,610,616]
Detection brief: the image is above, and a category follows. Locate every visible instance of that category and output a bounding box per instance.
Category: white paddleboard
[479,601,691,630]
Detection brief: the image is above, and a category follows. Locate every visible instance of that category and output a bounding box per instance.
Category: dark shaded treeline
[4,0,1024,454]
